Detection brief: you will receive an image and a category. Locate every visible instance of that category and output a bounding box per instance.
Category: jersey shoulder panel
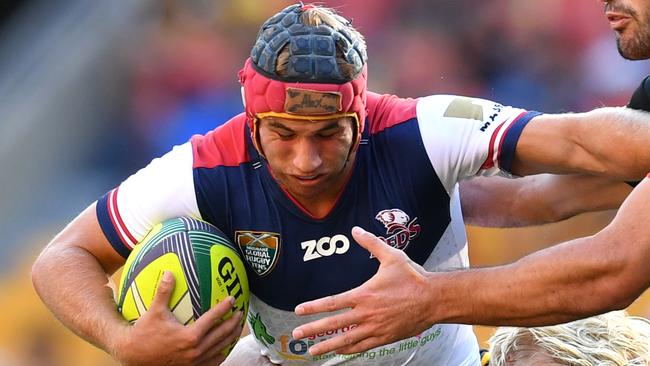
[415,94,539,193]
[366,91,419,134]
[192,113,250,168]
[97,142,199,257]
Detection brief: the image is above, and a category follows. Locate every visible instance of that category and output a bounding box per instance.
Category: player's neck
[286,158,355,219]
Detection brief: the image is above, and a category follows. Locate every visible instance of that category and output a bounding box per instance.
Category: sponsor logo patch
[248,311,358,361]
[236,231,280,276]
[375,209,421,251]
[301,234,350,262]
[443,97,483,121]
[249,312,275,348]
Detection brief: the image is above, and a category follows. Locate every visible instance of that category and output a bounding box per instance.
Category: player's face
[257,116,355,209]
[604,0,650,59]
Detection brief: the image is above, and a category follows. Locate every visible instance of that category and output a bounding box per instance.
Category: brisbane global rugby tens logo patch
[236,231,280,276]
[375,208,420,251]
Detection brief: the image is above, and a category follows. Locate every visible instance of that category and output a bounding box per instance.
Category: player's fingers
[305,326,369,356]
[351,226,401,262]
[196,313,244,363]
[150,271,175,312]
[194,347,227,366]
[199,355,227,366]
[294,288,356,317]
[292,310,358,341]
[198,337,239,365]
[334,336,382,355]
[197,311,243,353]
[192,296,236,335]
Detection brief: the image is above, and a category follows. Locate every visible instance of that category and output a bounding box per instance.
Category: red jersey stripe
[494,111,527,170]
[108,188,137,248]
[481,121,506,170]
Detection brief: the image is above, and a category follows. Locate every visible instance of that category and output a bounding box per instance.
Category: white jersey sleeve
[96,142,200,256]
[416,94,540,194]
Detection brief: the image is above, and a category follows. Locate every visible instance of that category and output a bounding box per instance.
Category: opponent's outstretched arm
[511,108,650,180]
[293,178,650,356]
[433,176,650,326]
[459,106,648,228]
[460,85,649,228]
[31,203,243,365]
[460,174,631,227]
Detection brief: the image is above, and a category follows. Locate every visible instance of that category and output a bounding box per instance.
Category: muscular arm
[460,174,631,227]
[32,203,243,365]
[461,108,648,228]
[512,108,650,180]
[31,203,127,353]
[433,177,650,326]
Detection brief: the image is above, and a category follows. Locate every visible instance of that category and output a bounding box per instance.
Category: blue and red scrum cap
[250,3,366,82]
[239,3,368,153]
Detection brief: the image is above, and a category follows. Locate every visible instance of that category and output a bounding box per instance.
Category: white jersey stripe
[107,188,137,249]
[484,121,506,170]
[492,111,527,170]
[491,121,508,169]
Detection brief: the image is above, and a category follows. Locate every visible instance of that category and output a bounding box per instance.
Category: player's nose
[292,138,322,173]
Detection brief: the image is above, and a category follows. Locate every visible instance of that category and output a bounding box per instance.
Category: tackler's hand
[292,227,435,356]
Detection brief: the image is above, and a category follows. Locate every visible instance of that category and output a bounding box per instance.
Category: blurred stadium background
[1,0,650,364]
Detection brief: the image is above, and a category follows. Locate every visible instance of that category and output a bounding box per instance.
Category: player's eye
[276,131,295,139]
[317,129,340,138]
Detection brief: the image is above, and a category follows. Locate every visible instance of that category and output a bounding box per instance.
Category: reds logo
[375,209,421,251]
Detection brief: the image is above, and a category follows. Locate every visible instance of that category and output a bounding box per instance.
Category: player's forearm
[427,235,640,326]
[579,108,650,180]
[461,175,629,228]
[516,108,650,180]
[31,243,128,356]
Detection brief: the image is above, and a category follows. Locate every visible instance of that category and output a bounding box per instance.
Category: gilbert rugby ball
[116,217,249,355]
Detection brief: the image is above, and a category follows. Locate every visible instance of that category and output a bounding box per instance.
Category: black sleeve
[627,75,650,110]
[625,76,650,187]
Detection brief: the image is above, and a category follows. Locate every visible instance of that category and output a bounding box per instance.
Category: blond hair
[275,6,366,79]
[488,311,650,366]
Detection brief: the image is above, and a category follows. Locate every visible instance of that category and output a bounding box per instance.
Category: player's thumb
[351,226,394,261]
[151,270,175,311]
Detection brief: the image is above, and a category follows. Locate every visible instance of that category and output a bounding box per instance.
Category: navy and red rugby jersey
[97,92,539,365]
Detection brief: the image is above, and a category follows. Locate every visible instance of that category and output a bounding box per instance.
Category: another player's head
[238,4,368,203]
[604,0,650,59]
[488,311,650,366]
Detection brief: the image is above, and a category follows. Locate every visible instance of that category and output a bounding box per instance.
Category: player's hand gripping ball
[116,217,249,356]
